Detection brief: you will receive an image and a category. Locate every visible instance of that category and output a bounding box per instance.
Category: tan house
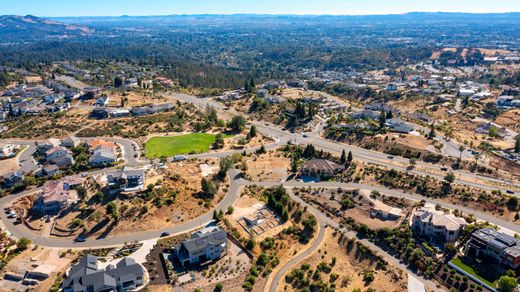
[411,205,467,242]
[300,159,343,179]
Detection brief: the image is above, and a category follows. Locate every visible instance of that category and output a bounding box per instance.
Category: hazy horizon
[2,0,520,17]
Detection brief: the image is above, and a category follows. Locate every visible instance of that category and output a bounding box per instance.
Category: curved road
[0,170,244,248]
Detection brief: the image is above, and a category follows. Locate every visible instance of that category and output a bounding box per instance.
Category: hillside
[0,15,93,43]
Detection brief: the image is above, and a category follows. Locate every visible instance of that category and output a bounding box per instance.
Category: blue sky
[1,0,520,17]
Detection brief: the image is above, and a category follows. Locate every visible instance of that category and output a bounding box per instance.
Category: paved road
[268,187,441,292]
[0,169,244,248]
[162,91,520,193]
[3,140,38,173]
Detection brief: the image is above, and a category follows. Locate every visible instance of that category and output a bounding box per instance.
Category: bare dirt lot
[245,152,290,182]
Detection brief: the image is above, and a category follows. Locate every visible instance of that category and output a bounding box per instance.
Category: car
[160,232,170,237]
[74,236,87,242]
[302,134,308,138]
[506,190,515,195]
[134,154,138,158]
[264,123,269,126]
[7,211,16,219]
[440,167,449,171]
[387,155,394,159]
[80,172,88,178]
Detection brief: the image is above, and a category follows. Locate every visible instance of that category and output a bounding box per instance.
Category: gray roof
[63,255,143,292]
[176,227,227,257]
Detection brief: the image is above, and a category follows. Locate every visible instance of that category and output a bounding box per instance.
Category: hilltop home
[62,255,144,292]
[173,227,228,267]
[300,159,344,179]
[385,118,414,134]
[464,228,520,269]
[106,167,145,192]
[1,170,24,188]
[33,176,84,214]
[411,206,467,242]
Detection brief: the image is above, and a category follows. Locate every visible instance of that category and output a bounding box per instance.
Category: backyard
[145,133,217,158]
[450,257,498,288]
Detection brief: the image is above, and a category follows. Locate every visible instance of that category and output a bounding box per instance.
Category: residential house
[95,95,110,107]
[61,137,81,148]
[0,143,16,158]
[411,206,467,242]
[106,167,145,192]
[35,165,60,178]
[37,138,61,154]
[45,146,75,168]
[385,118,414,133]
[173,227,228,267]
[364,102,401,116]
[474,123,507,138]
[88,139,118,166]
[370,199,402,220]
[496,96,520,108]
[464,228,520,269]
[33,176,84,214]
[89,149,116,166]
[1,170,24,188]
[349,109,381,120]
[90,108,111,119]
[62,254,144,292]
[300,159,344,179]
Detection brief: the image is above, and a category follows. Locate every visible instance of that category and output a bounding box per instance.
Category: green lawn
[450,257,497,287]
[145,133,217,158]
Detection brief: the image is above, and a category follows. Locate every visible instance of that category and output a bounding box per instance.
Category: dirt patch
[246,152,290,182]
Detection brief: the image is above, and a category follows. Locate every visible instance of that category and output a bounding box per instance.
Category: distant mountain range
[0,15,93,43]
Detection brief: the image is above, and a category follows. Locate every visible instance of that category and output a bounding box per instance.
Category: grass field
[145,133,217,158]
[450,257,497,287]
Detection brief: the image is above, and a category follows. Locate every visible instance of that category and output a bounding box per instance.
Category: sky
[1,0,520,17]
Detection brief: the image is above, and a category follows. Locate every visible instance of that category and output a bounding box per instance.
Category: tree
[76,186,87,200]
[201,178,217,198]
[291,157,298,173]
[93,191,105,203]
[228,115,246,132]
[508,197,518,211]
[214,283,223,292]
[213,133,225,149]
[17,237,31,250]
[114,76,124,88]
[428,123,436,139]
[379,110,387,128]
[246,238,256,250]
[218,156,234,179]
[106,202,118,220]
[249,125,257,138]
[340,149,347,164]
[444,171,455,184]
[281,208,289,222]
[497,275,517,292]
[347,151,353,162]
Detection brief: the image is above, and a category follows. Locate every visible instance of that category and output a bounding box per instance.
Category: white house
[411,205,467,242]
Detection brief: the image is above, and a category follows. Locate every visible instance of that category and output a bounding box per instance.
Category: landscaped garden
[450,257,498,288]
[145,133,218,158]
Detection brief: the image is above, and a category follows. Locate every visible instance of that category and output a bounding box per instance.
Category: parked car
[74,236,87,242]
[506,190,515,195]
[7,211,16,219]
[302,134,308,138]
[440,167,449,171]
